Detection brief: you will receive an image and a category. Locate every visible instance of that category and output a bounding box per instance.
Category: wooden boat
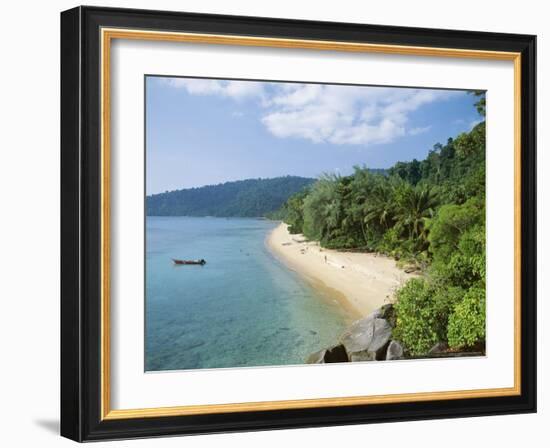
[172,258,206,265]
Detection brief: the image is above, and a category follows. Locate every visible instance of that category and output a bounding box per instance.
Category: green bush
[393,279,463,355]
[428,197,484,265]
[377,227,423,263]
[378,226,402,255]
[437,225,486,288]
[447,287,486,349]
[284,190,308,234]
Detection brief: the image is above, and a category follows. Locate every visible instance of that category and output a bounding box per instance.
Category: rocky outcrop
[428,342,448,355]
[371,303,396,322]
[306,304,405,364]
[306,344,349,364]
[385,340,404,360]
[306,350,326,364]
[305,303,482,364]
[341,316,392,361]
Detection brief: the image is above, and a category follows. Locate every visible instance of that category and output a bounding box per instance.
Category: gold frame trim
[100,28,522,421]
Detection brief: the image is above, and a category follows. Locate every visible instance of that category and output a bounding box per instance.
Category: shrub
[378,226,405,258]
[428,198,484,265]
[288,225,301,234]
[393,279,463,355]
[322,235,360,249]
[447,287,486,349]
[437,225,486,288]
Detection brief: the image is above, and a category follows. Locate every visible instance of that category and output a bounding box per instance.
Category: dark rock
[386,340,404,360]
[371,319,393,359]
[378,303,394,320]
[306,344,349,364]
[379,304,397,327]
[324,344,349,363]
[340,315,392,362]
[367,304,396,327]
[428,342,449,355]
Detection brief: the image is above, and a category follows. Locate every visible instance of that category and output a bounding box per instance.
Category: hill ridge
[146,175,315,217]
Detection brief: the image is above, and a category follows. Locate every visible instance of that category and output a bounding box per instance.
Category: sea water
[145,216,352,371]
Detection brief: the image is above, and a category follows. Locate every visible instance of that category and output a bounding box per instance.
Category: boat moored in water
[172,258,206,265]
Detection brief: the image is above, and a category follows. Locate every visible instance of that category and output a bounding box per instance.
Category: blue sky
[146,76,482,194]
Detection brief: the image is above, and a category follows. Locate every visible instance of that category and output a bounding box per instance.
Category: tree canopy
[276,94,487,355]
[146,176,315,218]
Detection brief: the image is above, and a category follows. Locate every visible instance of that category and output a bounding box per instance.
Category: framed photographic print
[60,6,536,442]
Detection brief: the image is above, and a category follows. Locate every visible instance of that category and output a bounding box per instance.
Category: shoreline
[266,223,417,318]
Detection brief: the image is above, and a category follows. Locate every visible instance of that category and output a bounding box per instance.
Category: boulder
[367,304,396,327]
[306,344,349,364]
[428,342,448,355]
[306,349,326,364]
[367,309,382,319]
[379,304,397,328]
[370,319,393,358]
[341,316,376,353]
[386,340,404,360]
[340,315,392,361]
[324,344,349,363]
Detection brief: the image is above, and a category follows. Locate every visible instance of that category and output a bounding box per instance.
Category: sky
[146,76,482,195]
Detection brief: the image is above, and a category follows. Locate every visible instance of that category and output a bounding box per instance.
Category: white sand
[266,223,417,317]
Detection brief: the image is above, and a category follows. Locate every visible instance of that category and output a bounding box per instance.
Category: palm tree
[303,175,339,240]
[323,198,340,239]
[394,184,439,246]
[363,181,396,231]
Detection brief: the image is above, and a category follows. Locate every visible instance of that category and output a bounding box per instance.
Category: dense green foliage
[280,121,485,256]
[447,286,486,349]
[276,94,487,355]
[428,200,486,290]
[393,279,464,355]
[269,189,310,233]
[146,176,314,217]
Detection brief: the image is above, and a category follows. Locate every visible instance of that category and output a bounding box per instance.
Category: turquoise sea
[145,216,352,371]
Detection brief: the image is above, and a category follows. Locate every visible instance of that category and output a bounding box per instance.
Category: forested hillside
[146,176,315,217]
[277,93,487,356]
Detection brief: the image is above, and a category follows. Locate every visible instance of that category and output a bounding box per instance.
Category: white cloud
[162,77,457,146]
[262,85,453,145]
[161,78,265,101]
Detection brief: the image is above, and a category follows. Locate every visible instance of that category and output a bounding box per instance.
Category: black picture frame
[61,5,536,442]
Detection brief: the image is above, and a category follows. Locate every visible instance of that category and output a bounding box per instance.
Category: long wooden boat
[172,258,206,265]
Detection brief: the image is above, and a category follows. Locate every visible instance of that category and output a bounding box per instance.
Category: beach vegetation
[278,189,309,234]
[393,279,464,355]
[447,286,486,349]
[275,94,487,356]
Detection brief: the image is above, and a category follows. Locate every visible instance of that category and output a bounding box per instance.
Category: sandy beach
[266,223,417,317]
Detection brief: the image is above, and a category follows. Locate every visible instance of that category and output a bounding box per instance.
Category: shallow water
[145,216,352,371]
